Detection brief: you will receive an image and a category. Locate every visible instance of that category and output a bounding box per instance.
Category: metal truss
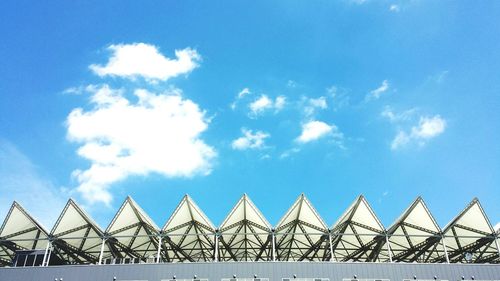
[161,195,215,262]
[275,194,329,261]
[217,194,272,261]
[49,199,105,264]
[328,196,386,262]
[1,195,499,267]
[105,196,160,261]
[0,201,48,266]
[434,198,498,263]
[385,197,446,263]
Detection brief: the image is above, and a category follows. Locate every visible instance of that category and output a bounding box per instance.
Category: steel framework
[0,194,499,267]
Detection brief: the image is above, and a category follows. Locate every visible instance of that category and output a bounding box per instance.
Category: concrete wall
[0,262,499,281]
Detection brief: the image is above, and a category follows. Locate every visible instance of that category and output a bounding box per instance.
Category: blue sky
[1,0,499,231]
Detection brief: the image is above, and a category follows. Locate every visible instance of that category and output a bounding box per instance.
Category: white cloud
[280,147,301,159]
[232,129,270,150]
[230,88,252,110]
[275,95,286,110]
[391,115,446,150]
[66,85,216,205]
[411,115,446,138]
[296,120,343,143]
[350,0,368,4]
[90,43,200,82]
[389,5,400,12]
[0,140,66,228]
[391,131,411,150]
[366,80,390,101]
[248,94,286,117]
[309,96,328,109]
[287,80,298,88]
[304,96,328,116]
[237,88,251,99]
[381,106,417,123]
[327,86,350,110]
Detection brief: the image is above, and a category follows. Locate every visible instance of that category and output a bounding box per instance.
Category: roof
[0,201,48,265]
[0,194,499,266]
[218,194,272,261]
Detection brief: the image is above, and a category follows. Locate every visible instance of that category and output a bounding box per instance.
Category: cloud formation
[391,115,446,150]
[66,85,216,205]
[366,80,390,101]
[90,43,200,82]
[232,128,270,150]
[248,94,286,117]
[381,106,417,123]
[389,5,400,12]
[296,120,342,143]
[303,96,328,117]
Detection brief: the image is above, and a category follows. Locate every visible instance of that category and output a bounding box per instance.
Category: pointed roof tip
[358,194,365,199]
[471,197,479,203]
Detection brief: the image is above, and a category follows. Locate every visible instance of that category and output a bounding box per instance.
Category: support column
[214,231,219,262]
[328,231,334,262]
[385,232,393,263]
[98,238,106,265]
[441,234,450,263]
[45,247,52,267]
[156,234,162,263]
[271,230,276,261]
[42,240,50,266]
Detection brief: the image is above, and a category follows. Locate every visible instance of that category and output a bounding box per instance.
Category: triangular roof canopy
[441,198,496,263]
[161,195,215,262]
[386,197,443,262]
[0,202,48,265]
[330,195,385,262]
[275,194,328,261]
[106,196,159,260]
[50,199,106,264]
[218,194,272,261]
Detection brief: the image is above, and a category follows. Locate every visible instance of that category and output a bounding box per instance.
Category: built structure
[0,194,499,281]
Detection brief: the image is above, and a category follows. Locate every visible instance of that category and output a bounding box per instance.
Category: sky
[1,0,499,232]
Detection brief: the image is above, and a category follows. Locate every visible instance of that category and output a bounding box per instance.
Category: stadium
[0,194,499,281]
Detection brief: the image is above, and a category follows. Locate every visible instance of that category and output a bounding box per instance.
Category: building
[0,194,499,281]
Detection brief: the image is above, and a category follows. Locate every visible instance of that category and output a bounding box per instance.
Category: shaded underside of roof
[438,198,497,263]
[0,195,498,266]
[218,194,272,261]
[104,196,159,261]
[0,202,48,266]
[274,194,329,261]
[330,195,387,262]
[161,195,215,262]
[50,199,106,264]
[386,197,445,263]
